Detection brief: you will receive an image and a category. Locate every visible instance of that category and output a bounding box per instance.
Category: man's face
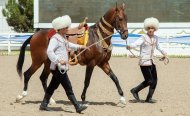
[60,27,69,34]
[147,26,155,36]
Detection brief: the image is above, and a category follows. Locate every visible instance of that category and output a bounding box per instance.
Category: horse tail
[16,35,32,78]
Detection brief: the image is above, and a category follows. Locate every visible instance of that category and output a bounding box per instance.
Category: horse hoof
[81,96,85,102]
[16,95,23,102]
[119,96,126,105]
[49,98,56,105]
[21,91,28,97]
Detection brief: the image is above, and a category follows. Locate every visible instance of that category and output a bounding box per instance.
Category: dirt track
[0,55,190,116]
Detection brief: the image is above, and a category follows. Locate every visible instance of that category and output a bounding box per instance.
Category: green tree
[2,0,33,32]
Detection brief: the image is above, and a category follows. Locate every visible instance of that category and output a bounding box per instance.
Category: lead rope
[126,40,169,65]
[69,32,117,62]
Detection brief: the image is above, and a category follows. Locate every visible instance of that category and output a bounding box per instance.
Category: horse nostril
[124,35,128,39]
[121,34,128,40]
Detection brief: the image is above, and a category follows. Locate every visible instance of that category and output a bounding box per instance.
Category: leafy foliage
[2,0,33,32]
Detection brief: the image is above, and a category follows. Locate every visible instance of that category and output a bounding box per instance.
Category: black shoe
[76,104,88,113]
[130,88,140,101]
[68,95,88,113]
[39,105,52,111]
[39,93,52,111]
[145,89,156,103]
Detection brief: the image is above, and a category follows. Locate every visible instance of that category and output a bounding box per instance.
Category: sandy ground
[0,55,190,116]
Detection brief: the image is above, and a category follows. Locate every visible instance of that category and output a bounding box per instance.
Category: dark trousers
[140,64,157,89]
[46,67,74,97]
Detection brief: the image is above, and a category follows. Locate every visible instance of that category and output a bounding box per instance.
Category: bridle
[97,9,128,37]
[113,10,128,35]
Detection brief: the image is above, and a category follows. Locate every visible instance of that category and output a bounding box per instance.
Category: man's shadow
[129,99,145,103]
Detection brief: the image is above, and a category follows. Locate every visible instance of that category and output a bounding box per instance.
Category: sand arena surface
[0,55,190,116]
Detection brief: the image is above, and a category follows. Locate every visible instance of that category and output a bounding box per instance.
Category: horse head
[104,2,128,40]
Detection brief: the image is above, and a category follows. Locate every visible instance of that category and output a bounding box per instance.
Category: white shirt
[130,34,166,66]
[47,33,81,70]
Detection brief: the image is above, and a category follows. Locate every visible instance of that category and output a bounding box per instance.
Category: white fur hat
[144,17,159,31]
[52,15,72,31]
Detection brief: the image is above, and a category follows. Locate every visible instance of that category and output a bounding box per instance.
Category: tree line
[2,0,33,32]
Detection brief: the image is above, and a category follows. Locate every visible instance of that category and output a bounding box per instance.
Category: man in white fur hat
[127,17,167,103]
[40,15,88,113]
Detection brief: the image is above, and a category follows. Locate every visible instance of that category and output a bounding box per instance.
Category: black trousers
[140,64,157,89]
[46,67,74,97]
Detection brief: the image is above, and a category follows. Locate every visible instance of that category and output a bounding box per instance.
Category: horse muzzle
[120,29,128,40]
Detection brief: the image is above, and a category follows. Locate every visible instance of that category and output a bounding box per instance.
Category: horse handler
[39,15,88,113]
[127,17,168,103]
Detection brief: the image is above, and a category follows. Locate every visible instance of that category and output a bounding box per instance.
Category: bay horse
[16,2,128,104]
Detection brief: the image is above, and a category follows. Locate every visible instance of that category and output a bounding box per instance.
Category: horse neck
[96,16,114,44]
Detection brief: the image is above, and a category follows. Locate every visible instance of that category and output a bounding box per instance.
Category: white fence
[0,33,190,56]
[0,33,33,54]
[111,33,190,56]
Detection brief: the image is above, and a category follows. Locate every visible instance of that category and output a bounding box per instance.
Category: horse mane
[88,24,99,43]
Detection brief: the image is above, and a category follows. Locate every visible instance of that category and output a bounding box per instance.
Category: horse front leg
[99,62,126,105]
[81,66,94,102]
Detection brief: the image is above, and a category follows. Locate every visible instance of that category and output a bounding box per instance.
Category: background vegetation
[2,0,33,32]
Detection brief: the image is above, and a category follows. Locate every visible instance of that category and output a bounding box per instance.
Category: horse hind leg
[16,63,42,102]
[40,61,50,92]
[81,66,94,102]
[99,63,126,105]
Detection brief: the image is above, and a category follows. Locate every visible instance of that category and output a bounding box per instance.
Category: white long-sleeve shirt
[129,34,166,66]
[47,33,81,70]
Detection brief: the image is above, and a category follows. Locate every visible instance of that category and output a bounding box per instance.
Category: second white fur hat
[52,15,72,31]
[144,17,159,31]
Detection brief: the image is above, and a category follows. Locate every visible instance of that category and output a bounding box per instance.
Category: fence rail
[0,33,190,56]
[0,33,33,54]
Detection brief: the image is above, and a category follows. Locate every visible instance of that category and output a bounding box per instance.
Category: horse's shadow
[56,100,118,106]
[18,100,123,113]
[22,100,121,107]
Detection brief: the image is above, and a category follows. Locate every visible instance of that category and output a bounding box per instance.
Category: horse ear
[115,1,119,11]
[121,2,126,10]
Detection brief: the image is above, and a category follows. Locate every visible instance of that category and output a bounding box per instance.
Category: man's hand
[126,45,131,50]
[79,45,86,50]
[159,54,169,65]
[59,60,66,65]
